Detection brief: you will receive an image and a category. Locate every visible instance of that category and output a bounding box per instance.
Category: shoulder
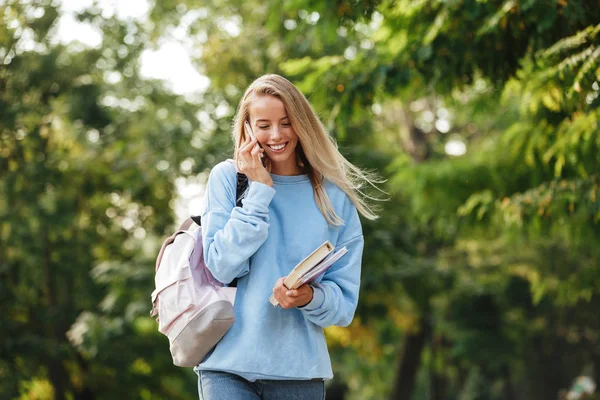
[323,180,352,208]
[205,160,239,203]
[323,180,360,226]
[208,160,237,186]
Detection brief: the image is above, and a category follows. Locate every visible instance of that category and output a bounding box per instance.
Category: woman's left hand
[272,278,314,309]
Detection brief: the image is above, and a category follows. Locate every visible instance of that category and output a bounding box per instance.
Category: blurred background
[1,0,600,399]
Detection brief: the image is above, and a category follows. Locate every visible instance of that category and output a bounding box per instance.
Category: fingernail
[286,291,292,296]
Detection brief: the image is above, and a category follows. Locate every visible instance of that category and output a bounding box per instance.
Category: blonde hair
[232,74,381,225]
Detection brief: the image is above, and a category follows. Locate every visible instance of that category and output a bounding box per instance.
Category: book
[293,246,347,288]
[269,241,347,307]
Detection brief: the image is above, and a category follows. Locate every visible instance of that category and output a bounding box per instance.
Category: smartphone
[244,121,259,143]
[244,121,266,166]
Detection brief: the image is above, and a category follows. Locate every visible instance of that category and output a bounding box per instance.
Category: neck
[270,160,304,176]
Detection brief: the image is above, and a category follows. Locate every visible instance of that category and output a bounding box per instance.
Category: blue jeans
[196,370,326,400]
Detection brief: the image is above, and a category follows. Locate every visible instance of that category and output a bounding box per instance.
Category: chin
[268,151,296,167]
[272,150,292,159]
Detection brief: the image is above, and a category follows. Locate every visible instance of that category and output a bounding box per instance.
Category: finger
[273,292,285,307]
[239,136,251,151]
[274,277,286,289]
[238,145,252,161]
[237,141,258,166]
[280,277,291,290]
[280,295,296,309]
[272,280,287,298]
[236,148,248,164]
[290,283,310,295]
[273,286,284,297]
[291,286,312,305]
[241,138,258,153]
[276,294,293,309]
[272,283,283,297]
[286,289,302,297]
[287,296,308,308]
[250,144,261,158]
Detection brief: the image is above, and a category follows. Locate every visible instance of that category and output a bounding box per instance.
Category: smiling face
[248,94,302,176]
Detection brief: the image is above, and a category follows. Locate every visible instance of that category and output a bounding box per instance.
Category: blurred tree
[0,1,229,398]
[2,0,600,399]
[110,0,600,399]
[164,0,599,399]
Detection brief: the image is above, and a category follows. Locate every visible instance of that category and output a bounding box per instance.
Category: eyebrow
[255,116,289,123]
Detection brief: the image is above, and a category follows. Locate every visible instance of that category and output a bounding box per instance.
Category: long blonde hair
[232,74,381,225]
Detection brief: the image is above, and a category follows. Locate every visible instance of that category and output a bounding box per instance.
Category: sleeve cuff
[298,284,325,311]
[243,181,276,206]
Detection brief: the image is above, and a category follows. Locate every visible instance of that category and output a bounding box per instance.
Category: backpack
[150,167,248,367]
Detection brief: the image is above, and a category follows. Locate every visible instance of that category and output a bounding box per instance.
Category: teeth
[269,143,286,150]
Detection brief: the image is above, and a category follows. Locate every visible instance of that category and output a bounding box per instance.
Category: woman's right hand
[237,136,273,187]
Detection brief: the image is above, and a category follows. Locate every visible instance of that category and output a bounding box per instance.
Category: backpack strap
[189,170,249,288]
[179,218,196,231]
[189,172,249,226]
[231,158,249,208]
[235,172,249,208]
[229,172,248,288]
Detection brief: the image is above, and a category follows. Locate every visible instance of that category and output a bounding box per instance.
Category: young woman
[195,74,379,399]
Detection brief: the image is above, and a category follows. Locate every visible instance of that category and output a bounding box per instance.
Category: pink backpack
[150,167,247,367]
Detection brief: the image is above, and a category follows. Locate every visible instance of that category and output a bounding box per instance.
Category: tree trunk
[429,334,447,400]
[44,238,68,400]
[430,364,447,400]
[527,335,568,400]
[48,357,68,400]
[75,387,96,400]
[75,353,96,400]
[502,365,519,400]
[326,380,348,400]
[594,353,600,397]
[397,107,432,163]
[390,317,431,400]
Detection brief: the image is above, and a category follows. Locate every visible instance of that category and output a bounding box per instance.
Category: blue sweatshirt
[196,160,364,381]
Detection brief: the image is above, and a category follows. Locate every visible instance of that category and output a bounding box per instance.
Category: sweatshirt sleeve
[201,162,276,284]
[299,202,363,328]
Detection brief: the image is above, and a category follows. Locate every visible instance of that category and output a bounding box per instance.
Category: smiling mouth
[267,142,288,152]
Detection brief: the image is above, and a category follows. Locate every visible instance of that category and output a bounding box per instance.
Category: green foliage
[259,0,600,398]
[0,1,219,398]
[2,0,600,399]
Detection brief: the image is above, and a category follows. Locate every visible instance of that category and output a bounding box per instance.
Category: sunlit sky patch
[55,0,210,96]
[49,0,212,221]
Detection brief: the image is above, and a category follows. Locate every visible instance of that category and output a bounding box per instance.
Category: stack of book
[269,241,347,307]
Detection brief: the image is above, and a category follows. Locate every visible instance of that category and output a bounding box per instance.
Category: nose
[270,126,282,142]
